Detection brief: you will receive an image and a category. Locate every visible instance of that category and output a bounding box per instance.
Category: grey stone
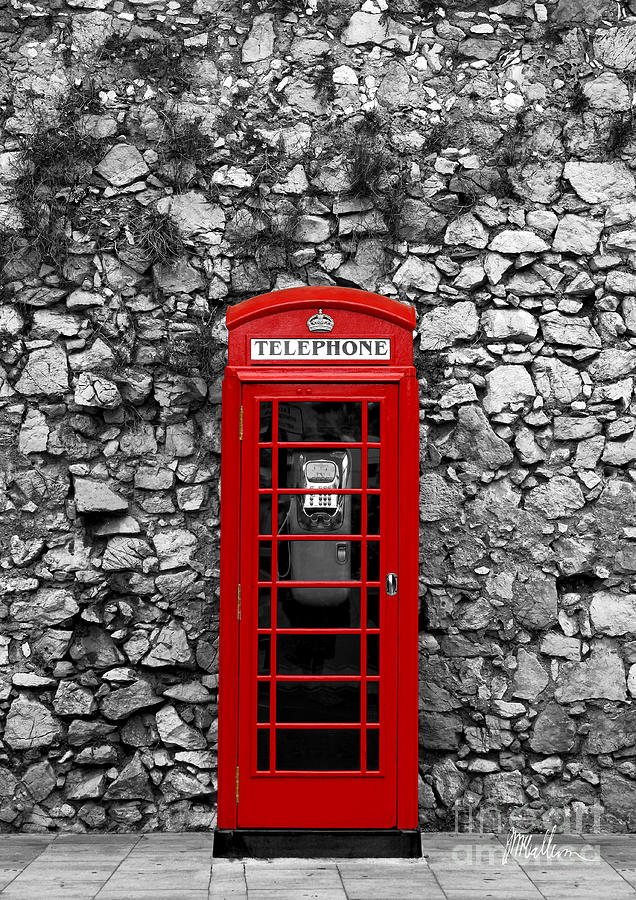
[156,192,224,237]
[607,271,636,294]
[431,757,467,806]
[341,12,410,51]
[483,771,524,805]
[483,365,535,414]
[104,753,153,801]
[142,624,194,668]
[15,345,68,396]
[512,574,557,630]
[512,649,549,701]
[529,702,577,753]
[584,72,630,111]
[4,697,61,749]
[589,592,636,636]
[459,38,502,62]
[152,529,197,570]
[533,357,583,405]
[540,634,581,660]
[95,144,149,187]
[156,705,206,749]
[241,13,275,62]
[444,405,513,468]
[22,762,55,802]
[588,349,636,382]
[418,301,479,350]
[540,312,601,348]
[555,639,626,701]
[74,478,127,514]
[601,772,636,829]
[594,24,636,71]
[444,214,489,249]
[70,626,124,669]
[65,770,106,800]
[101,537,153,572]
[160,769,213,802]
[488,230,549,254]
[53,681,97,716]
[552,215,603,255]
[393,257,440,293]
[564,161,636,203]
[100,680,161,721]
[602,431,636,465]
[586,708,636,754]
[481,309,538,343]
[11,587,78,626]
[74,372,121,409]
[153,260,204,294]
[419,474,463,522]
[553,417,602,441]
[524,476,585,519]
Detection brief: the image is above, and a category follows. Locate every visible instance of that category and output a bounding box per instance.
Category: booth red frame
[218,286,419,830]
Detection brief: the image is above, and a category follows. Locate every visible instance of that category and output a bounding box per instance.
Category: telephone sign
[216,286,419,857]
[250,337,391,361]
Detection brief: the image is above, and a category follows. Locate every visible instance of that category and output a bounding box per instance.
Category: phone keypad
[305,494,337,509]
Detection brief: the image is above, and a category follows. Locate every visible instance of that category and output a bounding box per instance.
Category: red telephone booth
[216,286,419,857]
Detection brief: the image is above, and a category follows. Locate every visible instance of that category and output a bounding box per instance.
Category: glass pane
[276,729,360,771]
[276,682,360,723]
[260,402,272,441]
[278,449,361,490]
[367,729,379,771]
[258,587,270,627]
[367,449,380,488]
[367,635,379,676]
[367,496,380,535]
[367,588,379,628]
[277,635,360,675]
[367,541,380,582]
[259,542,272,580]
[278,494,361,535]
[278,540,361,585]
[259,497,272,535]
[259,449,272,487]
[367,682,379,723]
[368,402,381,442]
[257,728,269,770]
[257,682,270,723]
[258,636,270,675]
[277,586,361,628]
[278,402,362,442]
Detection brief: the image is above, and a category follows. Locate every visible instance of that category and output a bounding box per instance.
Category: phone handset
[288,450,352,605]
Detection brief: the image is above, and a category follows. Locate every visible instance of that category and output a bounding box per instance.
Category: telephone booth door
[238,383,398,827]
[217,287,419,845]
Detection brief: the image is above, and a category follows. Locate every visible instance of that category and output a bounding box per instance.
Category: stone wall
[0,0,635,833]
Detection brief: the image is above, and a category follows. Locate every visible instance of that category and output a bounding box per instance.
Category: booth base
[213,828,422,859]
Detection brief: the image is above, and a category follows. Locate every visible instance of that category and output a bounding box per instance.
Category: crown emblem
[307,309,334,333]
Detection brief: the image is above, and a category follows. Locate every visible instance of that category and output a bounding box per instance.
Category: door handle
[386,573,398,596]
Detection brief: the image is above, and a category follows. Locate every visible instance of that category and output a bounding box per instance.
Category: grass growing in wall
[131,208,185,266]
[166,317,227,380]
[606,111,634,155]
[345,130,390,197]
[12,121,106,273]
[313,52,336,104]
[157,109,217,190]
[102,34,191,93]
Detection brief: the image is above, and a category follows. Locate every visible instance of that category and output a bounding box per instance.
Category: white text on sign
[251,338,391,361]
